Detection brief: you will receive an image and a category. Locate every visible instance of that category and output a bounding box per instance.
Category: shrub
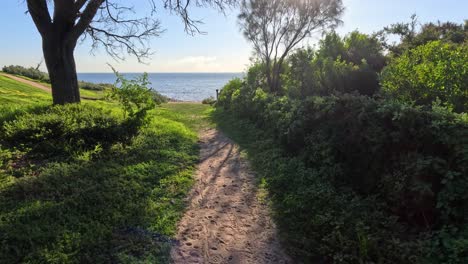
[78,81,113,91]
[151,90,169,105]
[202,96,216,105]
[107,71,157,119]
[217,78,244,110]
[216,81,468,262]
[0,104,130,161]
[381,41,468,113]
[284,31,385,98]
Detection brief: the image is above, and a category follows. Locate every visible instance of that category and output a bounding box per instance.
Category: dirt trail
[171,129,291,264]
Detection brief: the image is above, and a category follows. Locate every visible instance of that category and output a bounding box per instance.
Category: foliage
[284,31,386,97]
[380,15,468,55]
[78,81,113,91]
[217,58,468,262]
[381,41,468,113]
[2,65,50,83]
[238,0,344,93]
[1,104,133,162]
[202,96,216,105]
[107,71,157,119]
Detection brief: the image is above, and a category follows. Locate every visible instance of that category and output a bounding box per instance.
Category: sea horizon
[77,72,244,102]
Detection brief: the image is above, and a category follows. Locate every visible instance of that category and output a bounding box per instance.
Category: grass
[155,103,214,132]
[0,76,211,263]
[0,73,107,100]
[0,75,51,105]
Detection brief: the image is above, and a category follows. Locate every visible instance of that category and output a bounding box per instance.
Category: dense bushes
[381,41,468,112]
[217,24,468,261]
[283,31,385,98]
[2,65,50,83]
[1,105,133,162]
[217,82,468,262]
[78,81,113,91]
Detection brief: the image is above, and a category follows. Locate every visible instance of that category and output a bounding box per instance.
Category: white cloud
[166,56,222,72]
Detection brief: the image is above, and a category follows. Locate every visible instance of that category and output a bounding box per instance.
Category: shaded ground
[171,129,291,264]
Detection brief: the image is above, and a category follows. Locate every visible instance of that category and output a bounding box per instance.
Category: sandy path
[171,129,291,264]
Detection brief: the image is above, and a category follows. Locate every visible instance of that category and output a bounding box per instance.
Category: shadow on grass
[0,113,199,263]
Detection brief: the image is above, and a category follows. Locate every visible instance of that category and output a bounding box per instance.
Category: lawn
[0,76,211,263]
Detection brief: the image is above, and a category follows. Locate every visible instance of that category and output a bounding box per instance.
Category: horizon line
[77,71,245,74]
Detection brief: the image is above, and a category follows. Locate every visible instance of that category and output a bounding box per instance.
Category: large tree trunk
[42,33,80,105]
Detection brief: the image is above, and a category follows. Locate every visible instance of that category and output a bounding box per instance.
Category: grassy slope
[0,73,106,99]
[0,75,51,105]
[0,77,211,263]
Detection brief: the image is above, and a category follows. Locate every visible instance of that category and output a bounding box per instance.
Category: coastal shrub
[202,96,216,105]
[2,65,50,83]
[283,31,385,98]
[217,75,468,262]
[217,78,243,110]
[108,72,157,119]
[381,41,468,113]
[0,104,132,162]
[78,81,113,91]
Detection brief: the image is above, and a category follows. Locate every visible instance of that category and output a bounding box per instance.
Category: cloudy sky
[0,0,466,73]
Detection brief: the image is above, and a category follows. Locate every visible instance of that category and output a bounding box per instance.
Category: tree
[238,0,343,93]
[379,15,468,56]
[26,0,237,105]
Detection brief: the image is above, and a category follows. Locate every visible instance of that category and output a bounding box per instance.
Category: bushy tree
[380,15,468,55]
[238,0,344,94]
[381,41,468,112]
[286,31,385,97]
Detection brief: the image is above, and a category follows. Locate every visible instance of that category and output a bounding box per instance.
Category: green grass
[0,76,212,263]
[155,103,213,132]
[0,73,106,100]
[0,75,51,105]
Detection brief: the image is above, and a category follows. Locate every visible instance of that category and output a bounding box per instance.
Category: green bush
[202,96,216,105]
[284,31,385,98]
[217,76,468,262]
[108,71,157,120]
[2,65,50,83]
[381,41,468,113]
[0,104,134,162]
[217,78,244,110]
[78,81,113,91]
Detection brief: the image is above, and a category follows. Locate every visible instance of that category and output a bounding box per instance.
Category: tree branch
[69,0,105,42]
[27,0,52,36]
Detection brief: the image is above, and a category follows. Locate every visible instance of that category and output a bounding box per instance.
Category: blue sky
[0,0,466,73]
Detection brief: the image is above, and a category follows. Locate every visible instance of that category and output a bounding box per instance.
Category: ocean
[77,72,243,102]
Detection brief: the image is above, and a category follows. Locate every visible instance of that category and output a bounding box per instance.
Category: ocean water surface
[78,72,243,102]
